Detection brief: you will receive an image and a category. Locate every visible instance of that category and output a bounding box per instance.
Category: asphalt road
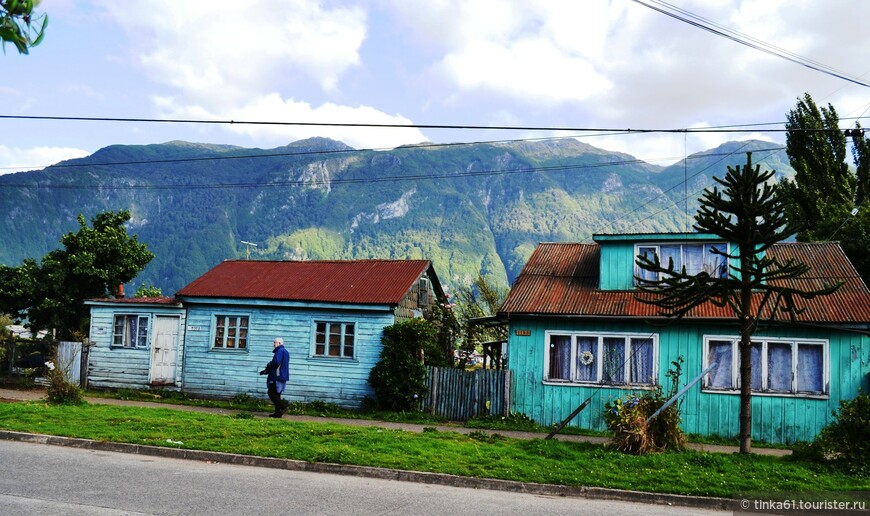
[0,440,730,515]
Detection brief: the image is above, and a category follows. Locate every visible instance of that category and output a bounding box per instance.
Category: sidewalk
[0,387,789,456]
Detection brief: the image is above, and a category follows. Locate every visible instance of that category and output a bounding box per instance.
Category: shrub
[43,351,84,405]
[368,318,435,411]
[805,392,870,475]
[603,356,686,454]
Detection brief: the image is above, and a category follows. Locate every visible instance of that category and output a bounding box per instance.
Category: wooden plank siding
[86,305,186,390]
[180,304,395,408]
[507,316,870,444]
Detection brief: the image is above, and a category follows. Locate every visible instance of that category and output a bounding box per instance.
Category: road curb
[0,429,735,512]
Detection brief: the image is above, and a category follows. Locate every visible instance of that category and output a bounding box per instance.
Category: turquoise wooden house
[497,233,870,444]
[86,259,443,408]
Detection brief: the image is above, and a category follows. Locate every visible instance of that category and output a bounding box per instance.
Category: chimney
[118,283,125,298]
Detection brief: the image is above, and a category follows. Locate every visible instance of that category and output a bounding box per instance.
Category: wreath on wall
[579,351,594,366]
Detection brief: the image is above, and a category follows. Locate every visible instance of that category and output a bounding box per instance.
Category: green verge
[0,402,865,498]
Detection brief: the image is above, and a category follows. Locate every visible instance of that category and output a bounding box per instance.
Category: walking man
[260,337,290,417]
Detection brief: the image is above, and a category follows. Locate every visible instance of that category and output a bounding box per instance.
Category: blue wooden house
[497,233,870,444]
[86,259,443,407]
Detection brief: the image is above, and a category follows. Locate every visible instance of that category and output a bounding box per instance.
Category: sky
[2,0,870,175]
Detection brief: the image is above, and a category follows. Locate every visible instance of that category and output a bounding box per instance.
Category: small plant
[603,356,686,454]
[43,353,84,405]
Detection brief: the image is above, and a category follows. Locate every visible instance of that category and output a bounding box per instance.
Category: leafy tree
[1,0,47,54]
[453,274,508,368]
[368,318,436,411]
[780,93,870,284]
[635,153,840,453]
[134,284,163,298]
[0,211,154,339]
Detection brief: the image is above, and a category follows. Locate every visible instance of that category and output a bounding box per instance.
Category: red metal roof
[85,296,181,306]
[176,260,433,305]
[499,241,870,324]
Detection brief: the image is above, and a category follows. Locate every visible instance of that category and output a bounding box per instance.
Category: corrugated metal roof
[85,296,181,306]
[499,241,870,324]
[176,259,433,305]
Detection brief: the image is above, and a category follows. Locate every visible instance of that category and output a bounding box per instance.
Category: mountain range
[0,137,792,293]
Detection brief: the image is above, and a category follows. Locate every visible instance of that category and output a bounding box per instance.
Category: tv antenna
[240,240,258,260]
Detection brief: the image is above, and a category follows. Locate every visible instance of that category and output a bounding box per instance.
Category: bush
[804,392,870,475]
[603,356,686,454]
[368,318,435,411]
[43,352,84,405]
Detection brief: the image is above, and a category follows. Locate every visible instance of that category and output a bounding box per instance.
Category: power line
[0,113,861,134]
[631,0,870,88]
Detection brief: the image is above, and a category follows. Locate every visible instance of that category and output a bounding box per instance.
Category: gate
[421,366,512,421]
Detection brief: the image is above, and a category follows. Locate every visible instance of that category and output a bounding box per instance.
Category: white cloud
[100,0,367,106]
[0,146,90,175]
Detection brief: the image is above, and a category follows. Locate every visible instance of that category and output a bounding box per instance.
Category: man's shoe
[268,413,282,418]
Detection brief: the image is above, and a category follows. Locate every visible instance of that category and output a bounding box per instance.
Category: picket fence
[421,366,512,421]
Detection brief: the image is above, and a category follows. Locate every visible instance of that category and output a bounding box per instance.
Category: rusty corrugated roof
[499,241,870,324]
[176,259,432,305]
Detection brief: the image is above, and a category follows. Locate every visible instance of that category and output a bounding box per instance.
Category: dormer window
[635,242,728,285]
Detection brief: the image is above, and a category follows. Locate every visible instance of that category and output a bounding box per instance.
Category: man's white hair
[274,337,283,345]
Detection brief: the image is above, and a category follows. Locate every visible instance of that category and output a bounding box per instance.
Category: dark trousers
[267,382,286,415]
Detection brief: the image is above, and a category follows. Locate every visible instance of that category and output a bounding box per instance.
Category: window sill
[307,356,358,364]
[543,380,656,390]
[701,388,828,399]
[110,346,148,350]
[209,348,249,354]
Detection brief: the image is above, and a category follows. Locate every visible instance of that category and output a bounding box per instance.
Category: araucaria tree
[1,0,48,54]
[0,210,154,339]
[635,153,840,453]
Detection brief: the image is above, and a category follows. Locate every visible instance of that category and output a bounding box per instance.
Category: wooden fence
[421,366,512,421]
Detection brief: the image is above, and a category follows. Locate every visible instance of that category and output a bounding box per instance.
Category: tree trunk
[738,327,753,454]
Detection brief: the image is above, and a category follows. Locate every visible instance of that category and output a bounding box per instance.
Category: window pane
[125,317,137,348]
[704,243,728,278]
[343,324,354,357]
[238,324,247,349]
[767,342,793,392]
[574,336,597,382]
[113,316,124,346]
[329,324,341,356]
[660,245,681,273]
[603,337,625,384]
[750,343,762,390]
[707,340,733,389]
[137,316,148,347]
[684,244,704,275]
[630,338,654,385]
[214,317,225,348]
[637,247,658,282]
[227,324,236,348]
[548,335,571,380]
[797,344,824,393]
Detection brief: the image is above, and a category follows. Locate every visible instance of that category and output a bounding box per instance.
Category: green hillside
[0,138,791,293]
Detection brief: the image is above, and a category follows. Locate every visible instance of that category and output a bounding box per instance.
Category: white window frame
[543,331,659,387]
[634,241,729,285]
[702,335,829,397]
[211,314,250,350]
[112,314,150,349]
[312,321,356,359]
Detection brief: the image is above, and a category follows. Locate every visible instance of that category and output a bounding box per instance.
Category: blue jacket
[266,345,289,383]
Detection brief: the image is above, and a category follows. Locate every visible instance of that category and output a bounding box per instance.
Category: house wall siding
[507,316,870,444]
[86,305,186,390]
[181,304,395,408]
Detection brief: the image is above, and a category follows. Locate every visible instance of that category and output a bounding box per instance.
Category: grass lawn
[0,400,865,499]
